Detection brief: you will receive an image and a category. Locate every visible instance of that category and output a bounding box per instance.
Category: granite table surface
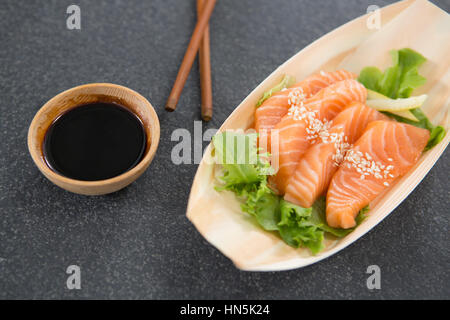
[0,0,449,299]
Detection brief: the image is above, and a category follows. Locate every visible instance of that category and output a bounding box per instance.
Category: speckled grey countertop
[0,0,449,299]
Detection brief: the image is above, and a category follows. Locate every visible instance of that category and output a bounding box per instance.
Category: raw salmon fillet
[269,79,367,195]
[326,120,430,229]
[284,102,389,208]
[255,70,356,153]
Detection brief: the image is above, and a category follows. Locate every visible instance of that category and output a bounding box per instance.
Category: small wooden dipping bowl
[28,83,160,195]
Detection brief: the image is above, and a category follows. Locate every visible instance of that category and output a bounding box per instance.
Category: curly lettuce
[256,75,296,107]
[213,132,279,230]
[277,200,324,254]
[278,198,368,254]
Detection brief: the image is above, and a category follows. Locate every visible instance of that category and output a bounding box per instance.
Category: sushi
[269,79,367,194]
[255,70,356,153]
[326,120,430,229]
[284,102,389,208]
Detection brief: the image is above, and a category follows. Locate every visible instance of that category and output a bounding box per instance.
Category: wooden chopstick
[197,0,213,121]
[165,0,217,112]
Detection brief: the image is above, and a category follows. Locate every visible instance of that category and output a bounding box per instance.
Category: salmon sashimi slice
[269,79,367,195]
[284,102,389,208]
[326,120,430,229]
[255,70,356,153]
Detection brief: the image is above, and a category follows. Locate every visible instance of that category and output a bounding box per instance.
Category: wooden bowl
[27,83,160,195]
[186,0,450,271]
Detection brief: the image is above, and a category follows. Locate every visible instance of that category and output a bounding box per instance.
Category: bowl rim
[27,82,160,188]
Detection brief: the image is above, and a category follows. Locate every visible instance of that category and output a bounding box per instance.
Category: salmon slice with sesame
[326,120,430,229]
[284,102,389,208]
[255,70,356,153]
[269,79,367,195]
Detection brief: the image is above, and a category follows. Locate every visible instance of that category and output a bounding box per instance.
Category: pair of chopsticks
[165,0,215,121]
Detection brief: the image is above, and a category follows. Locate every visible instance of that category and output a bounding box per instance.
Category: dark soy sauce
[44,103,147,181]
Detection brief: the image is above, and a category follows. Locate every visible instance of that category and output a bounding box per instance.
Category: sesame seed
[343,149,395,182]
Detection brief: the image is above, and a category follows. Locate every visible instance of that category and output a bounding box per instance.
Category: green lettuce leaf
[278,200,324,254]
[212,132,266,195]
[409,108,446,150]
[212,132,279,230]
[359,48,446,150]
[358,67,383,93]
[277,198,369,253]
[241,180,280,231]
[256,75,296,107]
[426,126,446,151]
[359,48,426,99]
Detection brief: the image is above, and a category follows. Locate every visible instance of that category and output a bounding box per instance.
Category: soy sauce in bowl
[43,102,147,181]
